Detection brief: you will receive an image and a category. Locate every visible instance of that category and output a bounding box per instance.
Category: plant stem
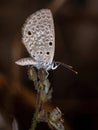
[31,92,42,130]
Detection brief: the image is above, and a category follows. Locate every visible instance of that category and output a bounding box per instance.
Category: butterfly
[15,9,77,74]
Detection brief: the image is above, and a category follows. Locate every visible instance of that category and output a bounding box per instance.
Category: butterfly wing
[15,57,37,66]
[22,9,55,65]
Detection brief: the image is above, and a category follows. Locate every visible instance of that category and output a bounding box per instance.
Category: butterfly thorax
[34,60,59,71]
[34,60,53,71]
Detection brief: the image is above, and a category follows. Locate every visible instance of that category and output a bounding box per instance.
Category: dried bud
[40,90,47,102]
[47,88,53,100]
[49,107,62,122]
[38,68,47,80]
[48,107,64,130]
[28,66,37,82]
[38,82,44,90]
[43,79,50,94]
[35,81,44,92]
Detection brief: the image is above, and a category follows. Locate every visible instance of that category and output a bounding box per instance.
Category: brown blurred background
[0,0,98,130]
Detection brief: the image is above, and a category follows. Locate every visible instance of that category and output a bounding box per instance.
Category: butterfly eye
[28,31,32,35]
[49,42,52,46]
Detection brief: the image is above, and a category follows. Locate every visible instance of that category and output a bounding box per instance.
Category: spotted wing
[22,9,55,65]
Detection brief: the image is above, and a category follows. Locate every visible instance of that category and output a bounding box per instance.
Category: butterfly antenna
[55,61,78,74]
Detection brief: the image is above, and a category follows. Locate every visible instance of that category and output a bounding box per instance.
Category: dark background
[0,0,98,130]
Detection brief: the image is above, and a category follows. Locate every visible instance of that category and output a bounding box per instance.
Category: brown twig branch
[0,73,71,130]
